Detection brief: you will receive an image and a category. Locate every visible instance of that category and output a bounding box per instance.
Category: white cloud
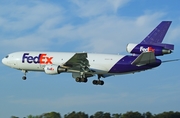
[166,25,180,43]
[0,1,63,32]
[0,0,178,55]
[71,0,130,17]
[0,1,64,52]
[107,0,130,12]
[71,13,167,53]
[135,12,166,26]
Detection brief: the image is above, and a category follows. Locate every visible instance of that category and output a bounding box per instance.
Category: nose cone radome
[2,58,7,65]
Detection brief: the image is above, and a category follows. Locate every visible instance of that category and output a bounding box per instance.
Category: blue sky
[0,0,180,117]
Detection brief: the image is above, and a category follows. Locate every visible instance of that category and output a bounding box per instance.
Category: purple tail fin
[141,21,172,44]
[127,21,174,56]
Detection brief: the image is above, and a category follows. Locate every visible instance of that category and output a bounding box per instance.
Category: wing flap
[131,52,156,66]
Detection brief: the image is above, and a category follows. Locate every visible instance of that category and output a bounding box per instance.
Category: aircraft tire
[22,76,26,80]
[75,77,81,82]
[93,80,104,85]
[99,81,104,85]
[82,78,88,83]
[92,80,98,85]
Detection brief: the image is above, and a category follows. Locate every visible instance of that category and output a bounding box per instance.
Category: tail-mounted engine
[44,65,67,75]
[126,43,173,56]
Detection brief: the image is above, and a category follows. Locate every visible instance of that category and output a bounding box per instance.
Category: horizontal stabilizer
[131,52,156,66]
[162,59,180,63]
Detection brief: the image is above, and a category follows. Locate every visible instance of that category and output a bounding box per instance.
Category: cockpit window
[5,55,9,58]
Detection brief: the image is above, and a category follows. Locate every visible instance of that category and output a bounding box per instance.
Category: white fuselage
[2,51,124,74]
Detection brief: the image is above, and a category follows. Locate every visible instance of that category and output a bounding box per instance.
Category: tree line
[11,111,180,118]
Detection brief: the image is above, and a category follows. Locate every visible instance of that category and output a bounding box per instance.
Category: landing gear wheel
[92,80,98,85]
[92,80,104,85]
[82,78,88,83]
[99,80,104,85]
[76,77,88,83]
[22,76,27,80]
[75,77,81,82]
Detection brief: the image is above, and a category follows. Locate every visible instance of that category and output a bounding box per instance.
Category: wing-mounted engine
[126,43,173,56]
[44,65,67,75]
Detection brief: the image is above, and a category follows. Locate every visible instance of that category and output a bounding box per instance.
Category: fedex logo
[47,67,54,70]
[22,53,53,64]
[140,46,155,52]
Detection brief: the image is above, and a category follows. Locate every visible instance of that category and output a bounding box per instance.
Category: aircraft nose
[2,58,7,65]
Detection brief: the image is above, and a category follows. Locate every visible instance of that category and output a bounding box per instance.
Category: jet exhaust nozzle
[162,49,172,54]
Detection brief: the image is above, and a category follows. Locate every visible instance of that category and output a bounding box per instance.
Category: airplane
[2,21,179,85]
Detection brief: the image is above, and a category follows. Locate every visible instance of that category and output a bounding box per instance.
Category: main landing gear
[22,70,27,80]
[74,74,104,85]
[74,72,88,83]
[75,77,88,83]
[92,75,104,85]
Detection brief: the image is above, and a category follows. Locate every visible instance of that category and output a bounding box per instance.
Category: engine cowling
[126,43,172,56]
[44,65,67,75]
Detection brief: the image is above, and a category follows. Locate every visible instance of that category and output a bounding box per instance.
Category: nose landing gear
[22,70,27,80]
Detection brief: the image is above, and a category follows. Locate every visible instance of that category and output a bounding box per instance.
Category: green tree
[121,111,143,118]
[11,116,19,118]
[41,111,61,118]
[10,110,180,118]
[94,111,104,118]
[27,115,34,118]
[144,112,153,118]
[103,112,111,118]
[27,115,40,118]
[93,111,111,118]
[112,113,121,118]
[154,111,180,118]
[64,111,88,118]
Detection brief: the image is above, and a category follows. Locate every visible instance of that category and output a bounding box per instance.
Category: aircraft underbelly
[18,63,43,71]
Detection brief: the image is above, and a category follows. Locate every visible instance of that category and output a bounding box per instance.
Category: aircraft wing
[131,52,156,66]
[63,53,90,72]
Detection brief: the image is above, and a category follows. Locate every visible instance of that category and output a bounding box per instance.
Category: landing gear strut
[92,74,104,85]
[22,70,27,80]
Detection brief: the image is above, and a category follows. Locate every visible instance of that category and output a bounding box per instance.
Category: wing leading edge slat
[63,53,90,71]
